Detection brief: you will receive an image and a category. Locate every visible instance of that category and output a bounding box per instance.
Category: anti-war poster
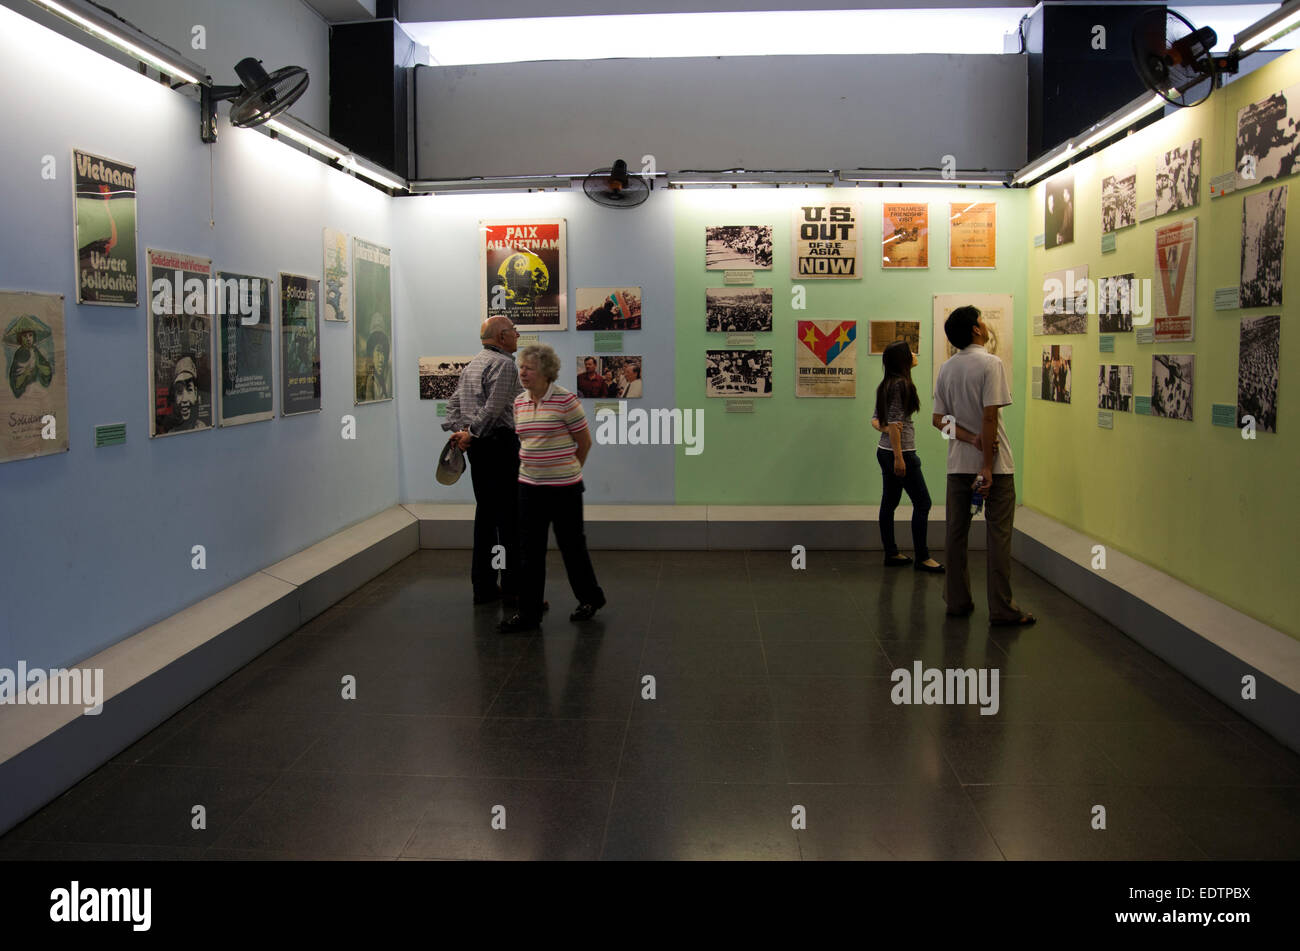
[74,149,138,306]
[216,272,274,426]
[1,290,69,463]
[481,219,567,330]
[148,249,214,437]
[280,273,321,415]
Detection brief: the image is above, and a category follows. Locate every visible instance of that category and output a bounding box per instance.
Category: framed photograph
[706,349,773,397]
[1044,172,1074,248]
[705,225,772,270]
[575,287,641,330]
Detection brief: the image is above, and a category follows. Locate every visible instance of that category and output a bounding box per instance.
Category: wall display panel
[1155,139,1201,216]
[1041,265,1088,335]
[705,286,772,333]
[705,225,772,270]
[578,355,642,398]
[322,228,351,323]
[147,249,214,437]
[1,290,69,462]
[932,293,1014,396]
[1097,364,1134,412]
[575,287,641,330]
[1036,344,1072,404]
[279,273,321,416]
[482,218,567,329]
[792,201,861,279]
[868,320,920,355]
[73,149,138,306]
[1101,167,1136,233]
[1240,186,1287,309]
[1235,82,1300,190]
[216,273,274,426]
[1151,353,1194,420]
[1154,218,1196,343]
[706,349,772,397]
[795,320,857,397]
[419,356,472,401]
[1044,172,1074,249]
[948,202,996,268]
[1238,314,1280,433]
[1098,273,1135,333]
[882,202,928,268]
[354,238,393,403]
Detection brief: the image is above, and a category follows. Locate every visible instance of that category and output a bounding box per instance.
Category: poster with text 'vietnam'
[74,149,138,306]
[882,203,928,268]
[482,219,566,330]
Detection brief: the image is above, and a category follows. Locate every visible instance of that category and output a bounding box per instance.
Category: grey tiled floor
[3,549,1298,860]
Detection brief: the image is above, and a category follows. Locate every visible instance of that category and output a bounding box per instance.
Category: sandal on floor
[884,554,913,567]
[915,561,945,574]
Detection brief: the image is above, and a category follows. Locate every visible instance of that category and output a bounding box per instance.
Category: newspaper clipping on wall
[949,202,996,268]
[148,249,214,437]
[1101,168,1137,233]
[216,272,273,426]
[280,273,321,416]
[354,238,393,403]
[868,320,920,355]
[1240,185,1287,308]
[1097,364,1134,412]
[706,349,773,397]
[1235,82,1300,190]
[1152,353,1195,420]
[1238,314,1279,433]
[1154,219,1197,342]
[1,290,69,463]
[795,320,857,397]
[482,219,567,330]
[1155,140,1201,216]
[791,202,861,279]
[74,149,138,306]
[932,293,1014,397]
[323,228,350,322]
[882,203,929,268]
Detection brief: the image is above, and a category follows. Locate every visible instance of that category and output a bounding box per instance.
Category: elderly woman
[498,344,607,632]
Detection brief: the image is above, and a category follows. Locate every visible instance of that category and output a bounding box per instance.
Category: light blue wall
[394,190,678,503]
[0,5,396,674]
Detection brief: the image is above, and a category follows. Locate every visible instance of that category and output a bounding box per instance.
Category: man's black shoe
[570,597,607,621]
[497,614,541,634]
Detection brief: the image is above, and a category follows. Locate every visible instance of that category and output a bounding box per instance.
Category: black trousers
[466,430,520,597]
[517,481,604,623]
[875,447,932,561]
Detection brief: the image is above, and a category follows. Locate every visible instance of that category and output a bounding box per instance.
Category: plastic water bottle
[971,476,986,516]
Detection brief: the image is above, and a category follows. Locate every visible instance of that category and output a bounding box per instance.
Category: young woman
[871,342,943,572]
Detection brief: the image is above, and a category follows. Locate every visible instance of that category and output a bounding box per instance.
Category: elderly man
[443,315,523,604]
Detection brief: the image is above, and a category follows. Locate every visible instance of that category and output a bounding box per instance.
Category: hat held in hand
[436,436,466,485]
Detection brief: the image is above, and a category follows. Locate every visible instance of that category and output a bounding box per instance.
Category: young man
[931,306,1035,626]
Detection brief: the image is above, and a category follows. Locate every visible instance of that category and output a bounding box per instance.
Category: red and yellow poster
[1154,218,1196,343]
[882,203,929,268]
[949,202,996,268]
[481,219,567,330]
[795,320,857,397]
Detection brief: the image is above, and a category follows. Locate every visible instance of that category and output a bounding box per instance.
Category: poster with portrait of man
[216,272,274,426]
[1,290,69,463]
[482,219,567,330]
[147,249,214,438]
[280,273,321,416]
[354,238,393,403]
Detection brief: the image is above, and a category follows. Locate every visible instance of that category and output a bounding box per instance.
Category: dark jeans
[876,447,931,561]
[517,481,604,623]
[466,430,520,597]
[944,473,1022,620]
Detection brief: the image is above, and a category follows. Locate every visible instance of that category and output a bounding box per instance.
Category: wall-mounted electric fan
[200,57,309,143]
[1131,7,1221,107]
[583,159,651,208]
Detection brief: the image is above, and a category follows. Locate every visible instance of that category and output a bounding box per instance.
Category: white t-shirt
[933,344,1014,475]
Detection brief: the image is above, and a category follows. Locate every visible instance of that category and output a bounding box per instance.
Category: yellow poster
[949,202,997,268]
[2,290,69,463]
[882,203,928,268]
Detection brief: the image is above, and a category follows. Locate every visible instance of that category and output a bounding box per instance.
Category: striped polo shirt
[514,383,589,486]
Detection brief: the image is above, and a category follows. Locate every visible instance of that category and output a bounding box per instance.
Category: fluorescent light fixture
[839,171,1008,186]
[406,9,1030,65]
[1232,0,1300,54]
[1074,92,1167,150]
[265,117,407,191]
[26,0,204,84]
[669,171,834,186]
[408,176,575,193]
[1011,142,1080,187]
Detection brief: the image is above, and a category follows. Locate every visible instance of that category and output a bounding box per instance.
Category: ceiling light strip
[1232,0,1300,54]
[26,0,204,84]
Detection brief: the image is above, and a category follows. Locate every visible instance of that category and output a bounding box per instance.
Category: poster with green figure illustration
[323,227,351,322]
[353,238,392,403]
[73,149,138,306]
[1,290,69,462]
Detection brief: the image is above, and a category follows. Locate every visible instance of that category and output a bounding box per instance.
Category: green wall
[1025,50,1300,640]
[674,186,1028,505]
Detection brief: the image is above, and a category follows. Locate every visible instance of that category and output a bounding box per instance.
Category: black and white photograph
[1044,172,1074,249]
[419,356,473,401]
[706,349,773,397]
[705,225,773,270]
[1039,345,1072,403]
[1097,364,1134,412]
[577,354,643,399]
[1240,185,1287,308]
[1151,353,1195,421]
[1042,265,1088,334]
[1098,273,1135,333]
[1101,167,1136,233]
[1238,315,1280,433]
[706,286,773,332]
[1155,139,1201,216]
[1235,81,1300,190]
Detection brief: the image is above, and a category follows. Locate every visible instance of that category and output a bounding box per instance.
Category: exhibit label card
[1,290,70,462]
[1210,172,1236,198]
[1097,411,1114,429]
[792,202,861,279]
[1212,404,1237,427]
[94,423,125,447]
[594,332,623,352]
[73,149,138,306]
[726,333,755,346]
[435,403,447,417]
[725,399,754,413]
[949,202,996,268]
[724,270,754,285]
[1215,287,1241,310]
[1137,327,1155,345]
[517,334,540,348]
[1101,232,1117,254]
[1136,396,1152,414]
[1033,233,1045,247]
[1099,335,1115,353]
[1137,200,1157,222]
[594,401,621,415]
